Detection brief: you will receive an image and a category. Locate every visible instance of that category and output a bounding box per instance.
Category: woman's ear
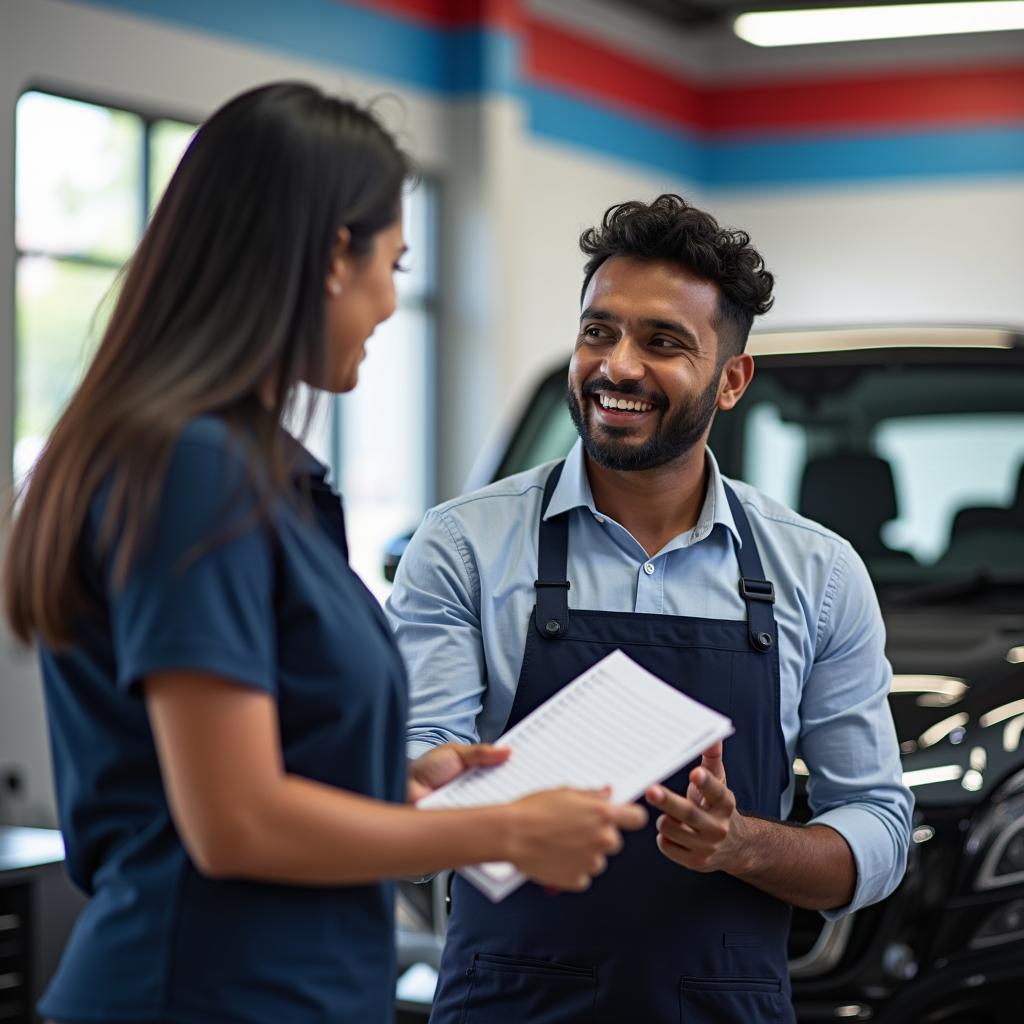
[325,227,352,297]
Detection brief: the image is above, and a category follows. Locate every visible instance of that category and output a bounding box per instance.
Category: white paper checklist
[416,649,734,901]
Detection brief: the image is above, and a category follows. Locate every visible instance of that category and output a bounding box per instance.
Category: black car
[394,326,1024,1024]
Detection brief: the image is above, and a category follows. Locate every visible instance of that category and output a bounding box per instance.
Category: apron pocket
[680,975,793,1024]
[460,953,597,1024]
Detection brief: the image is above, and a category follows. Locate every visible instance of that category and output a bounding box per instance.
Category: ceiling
[606,0,936,30]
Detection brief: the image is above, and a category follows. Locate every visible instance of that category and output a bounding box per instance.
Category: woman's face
[322,213,407,393]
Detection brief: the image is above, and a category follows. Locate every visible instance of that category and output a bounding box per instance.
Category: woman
[3,82,645,1024]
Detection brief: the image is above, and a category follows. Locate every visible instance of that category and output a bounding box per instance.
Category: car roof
[748,325,1023,356]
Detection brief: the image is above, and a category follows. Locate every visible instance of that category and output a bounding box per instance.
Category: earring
[328,280,342,296]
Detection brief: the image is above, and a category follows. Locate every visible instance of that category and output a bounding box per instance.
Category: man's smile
[589,389,660,428]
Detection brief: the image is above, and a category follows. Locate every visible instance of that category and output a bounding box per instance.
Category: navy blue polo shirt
[37,416,408,1024]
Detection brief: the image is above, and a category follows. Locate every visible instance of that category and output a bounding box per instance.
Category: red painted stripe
[342,3,1024,132]
[525,16,1024,133]
[524,19,703,130]
[343,0,523,29]
[703,65,1024,134]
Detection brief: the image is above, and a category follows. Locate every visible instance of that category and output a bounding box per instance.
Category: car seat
[798,453,916,563]
[949,463,1024,540]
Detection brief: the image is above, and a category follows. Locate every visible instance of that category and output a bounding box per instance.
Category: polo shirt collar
[281,430,329,481]
[543,438,742,548]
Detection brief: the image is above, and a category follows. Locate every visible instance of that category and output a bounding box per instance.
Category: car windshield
[492,351,1024,592]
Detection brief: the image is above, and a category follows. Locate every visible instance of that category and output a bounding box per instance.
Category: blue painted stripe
[708,125,1024,186]
[522,85,705,182]
[525,85,1024,186]
[446,27,520,94]
[71,0,519,94]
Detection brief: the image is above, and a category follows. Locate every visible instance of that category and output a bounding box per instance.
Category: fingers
[700,741,726,781]
[599,826,624,855]
[645,784,689,818]
[647,769,734,819]
[655,810,726,851]
[646,781,733,844]
[690,765,732,812]
[656,832,713,871]
[544,852,608,893]
[566,873,593,892]
[606,801,648,832]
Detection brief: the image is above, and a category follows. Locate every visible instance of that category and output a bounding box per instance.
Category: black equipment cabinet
[0,828,84,1023]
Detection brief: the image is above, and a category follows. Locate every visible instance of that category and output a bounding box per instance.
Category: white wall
[713,179,1024,329]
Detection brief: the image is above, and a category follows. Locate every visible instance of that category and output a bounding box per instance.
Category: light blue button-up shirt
[387,440,913,917]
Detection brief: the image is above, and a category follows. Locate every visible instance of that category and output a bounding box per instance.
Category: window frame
[13,84,199,480]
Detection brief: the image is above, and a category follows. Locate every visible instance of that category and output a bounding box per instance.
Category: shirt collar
[544,438,742,548]
[281,429,329,482]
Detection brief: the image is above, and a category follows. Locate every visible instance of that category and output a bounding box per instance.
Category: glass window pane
[339,309,432,599]
[740,401,808,509]
[875,414,1024,564]
[149,119,196,214]
[15,256,118,485]
[397,184,434,302]
[16,91,142,261]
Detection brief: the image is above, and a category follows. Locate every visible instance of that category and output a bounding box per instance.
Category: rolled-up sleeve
[800,542,914,918]
[386,509,487,760]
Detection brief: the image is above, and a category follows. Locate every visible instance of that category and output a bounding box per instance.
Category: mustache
[581,378,667,410]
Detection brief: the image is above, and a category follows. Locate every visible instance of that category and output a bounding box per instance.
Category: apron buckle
[739,577,775,603]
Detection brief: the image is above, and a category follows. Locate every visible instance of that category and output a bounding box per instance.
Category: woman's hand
[504,788,648,892]
[407,743,511,803]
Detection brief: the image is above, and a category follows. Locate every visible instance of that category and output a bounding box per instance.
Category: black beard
[565,374,719,471]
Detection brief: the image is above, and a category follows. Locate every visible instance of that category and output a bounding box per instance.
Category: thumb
[458,743,511,767]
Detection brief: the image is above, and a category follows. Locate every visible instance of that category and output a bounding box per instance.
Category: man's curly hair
[579,194,774,358]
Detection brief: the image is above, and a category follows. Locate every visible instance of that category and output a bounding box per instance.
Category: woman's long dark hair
[4,82,411,647]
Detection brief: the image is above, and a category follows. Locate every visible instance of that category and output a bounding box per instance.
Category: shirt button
[594,514,605,524]
[643,561,655,575]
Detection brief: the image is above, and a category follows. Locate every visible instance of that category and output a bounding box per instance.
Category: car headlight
[974,795,1024,891]
[970,898,1024,949]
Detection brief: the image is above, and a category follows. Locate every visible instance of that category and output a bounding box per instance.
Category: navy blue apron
[430,462,794,1024]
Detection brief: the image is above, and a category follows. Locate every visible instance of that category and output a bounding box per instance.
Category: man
[387,194,912,1024]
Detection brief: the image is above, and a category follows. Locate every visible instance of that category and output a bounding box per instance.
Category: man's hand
[645,741,751,874]
[407,743,510,803]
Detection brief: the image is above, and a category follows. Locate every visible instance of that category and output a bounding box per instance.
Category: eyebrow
[580,307,700,346]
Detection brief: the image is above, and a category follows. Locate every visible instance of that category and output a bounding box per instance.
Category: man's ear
[717,353,755,411]
[325,227,352,296]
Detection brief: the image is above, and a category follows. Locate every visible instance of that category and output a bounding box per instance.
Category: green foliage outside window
[13,90,194,484]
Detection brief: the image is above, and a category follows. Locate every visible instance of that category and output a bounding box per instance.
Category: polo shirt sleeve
[800,541,914,919]
[104,426,276,695]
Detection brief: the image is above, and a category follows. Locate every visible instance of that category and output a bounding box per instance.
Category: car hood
[881,605,1024,808]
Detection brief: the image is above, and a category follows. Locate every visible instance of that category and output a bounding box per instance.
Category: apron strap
[724,483,777,653]
[534,461,570,639]
[534,465,776,653]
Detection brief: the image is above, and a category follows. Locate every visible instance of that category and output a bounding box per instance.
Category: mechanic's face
[566,256,728,472]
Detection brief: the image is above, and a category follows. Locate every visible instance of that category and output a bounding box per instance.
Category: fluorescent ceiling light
[890,674,968,707]
[903,764,963,787]
[734,1,1024,47]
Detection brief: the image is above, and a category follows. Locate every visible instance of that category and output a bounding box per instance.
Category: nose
[602,336,644,385]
